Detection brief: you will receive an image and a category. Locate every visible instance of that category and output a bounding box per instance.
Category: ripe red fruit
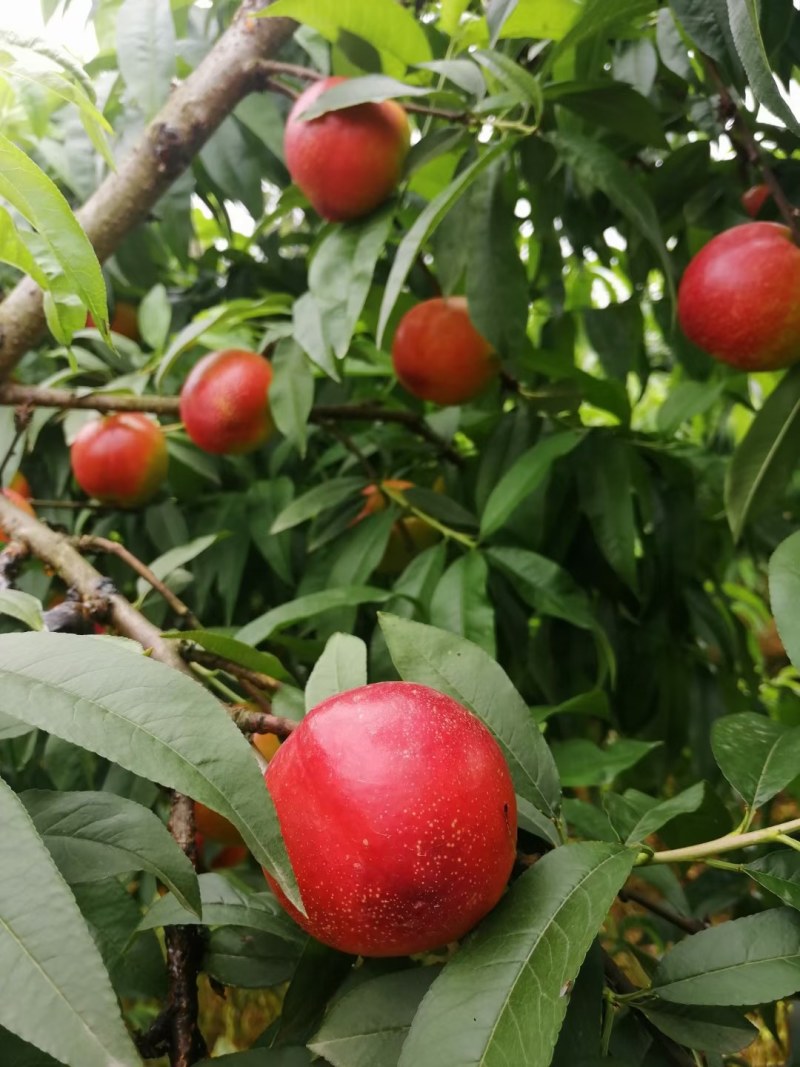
[263,681,517,957]
[0,488,35,543]
[392,296,499,405]
[194,803,245,847]
[179,349,274,455]
[284,76,411,222]
[741,183,771,218]
[677,223,800,372]
[70,413,168,507]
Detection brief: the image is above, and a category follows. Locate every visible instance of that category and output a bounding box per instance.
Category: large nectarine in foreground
[678,223,800,371]
[70,413,168,507]
[392,296,499,405]
[284,76,410,222]
[179,349,274,455]
[263,681,517,957]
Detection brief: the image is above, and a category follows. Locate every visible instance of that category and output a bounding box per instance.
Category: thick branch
[184,647,282,693]
[228,703,297,739]
[0,0,297,379]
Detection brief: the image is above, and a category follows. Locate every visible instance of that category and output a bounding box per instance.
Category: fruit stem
[637,814,800,865]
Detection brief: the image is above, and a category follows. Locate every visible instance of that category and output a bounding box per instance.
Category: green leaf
[135,532,222,601]
[140,872,305,942]
[198,1051,313,1066]
[497,0,580,40]
[770,530,800,672]
[305,633,368,712]
[473,49,542,119]
[745,851,800,912]
[270,339,315,457]
[548,0,659,65]
[480,431,583,538]
[0,776,140,1067]
[652,908,800,1005]
[379,613,561,817]
[550,738,660,788]
[624,783,707,846]
[161,630,294,683]
[577,437,639,594]
[308,967,440,1066]
[237,587,393,647]
[430,552,496,656]
[21,789,200,914]
[0,204,49,288]
[0,134,107,332]
[486,0,519,45]
[271,478,366,534]
[547,130,673,298]
[465,159,531,358]
[259,0,432,66]
[487,548,594,631]
[0,632,302,911]
[546,81,667,148]
[711,712,800,810]
[298,76,431,119]
[378,141,511,345]
[275,939,355,1045]
[397,843,636,1067]
[725,365,800,542]
[116,0,176,119]
[204,926,301,989]
[725,0,800,137]
[0,589,44,631]
[138,283,171,351]
[639,1003,757,1055]
[309,208,394,360]
[656,380,727,435]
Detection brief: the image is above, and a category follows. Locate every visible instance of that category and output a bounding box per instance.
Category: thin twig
[229,702,297,739]
[310,404,463,464]
[0,405,32,483]
[74,535,202,629]
[183,647,283,693]
[619,888,705,935]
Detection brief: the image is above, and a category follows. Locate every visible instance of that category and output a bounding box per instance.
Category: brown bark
[0,0,297,380]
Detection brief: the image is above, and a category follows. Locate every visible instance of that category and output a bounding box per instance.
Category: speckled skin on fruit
[70,413,168,507]
[179,349,274,455]
[678,223,800,372]
[391,296,499,405]
[284,76,410,222]
[0,488,35,543]
[263,681,517,957]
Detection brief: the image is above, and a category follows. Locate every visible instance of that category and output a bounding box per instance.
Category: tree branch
[0,0,297,380]
[183,647,283,693]
[0,386,464,463]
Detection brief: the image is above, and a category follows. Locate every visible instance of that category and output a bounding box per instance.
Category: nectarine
[263,681,517,957]
[70,413,168,507]
[354,480,441,575]
[741,183,771,218]
[284,76,410,222]
[392,296,499,405]
[179,349,274,455]
[678,223,800,371]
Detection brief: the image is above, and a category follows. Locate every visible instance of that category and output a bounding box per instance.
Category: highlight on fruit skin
[0,488,35,544]
[179,348,274,455]
[262,681,517,958]
[677,222,800,372]
[391,296,500,405]
[284,75,411,222]
[70,412,168,507]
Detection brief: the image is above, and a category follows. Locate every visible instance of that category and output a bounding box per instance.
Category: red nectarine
[392,296,499,405]
[284,76,410,222]
[263,681,517,957]
[678,223,800,372]
[70,413,168,507]
[741,183,771,219]
[179,349,274,455]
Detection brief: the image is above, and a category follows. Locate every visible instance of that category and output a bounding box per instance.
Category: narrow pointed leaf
[625,783,707,845]
[725,0,800,137]
[0,632,302,911]
[0,776,140,1067]
[21,789,200,915]
[398,843,636,1067]
[711,712,800,810]
[653,908,800,1005]
[745,851,800,912]
[769,529,800,672]
[305,633,368,712]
